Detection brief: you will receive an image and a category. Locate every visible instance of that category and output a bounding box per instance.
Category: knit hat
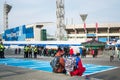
[69,48,74,55]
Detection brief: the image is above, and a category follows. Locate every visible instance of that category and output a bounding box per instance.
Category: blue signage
[87,34,96,37]
[3,25,26,41]
[26,27,34,38]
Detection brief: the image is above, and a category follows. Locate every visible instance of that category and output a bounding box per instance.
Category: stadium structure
[1,22,120,47]
[2,22,54,41]
[66,23,120,44]
[1,1,120,47]
[2,23,120,43]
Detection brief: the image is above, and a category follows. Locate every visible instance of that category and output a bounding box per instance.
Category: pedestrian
[0,42,5,58]
[93,49,98,58]
[79,47,83,57]
[82,48,86,58]
[69,47,74,56]
[28,45,32,58]
[18,48,21,54]
[50,47,66,73]
[118,49,120,60]
[63,47,69,57]
[90,49,94,58]
[38,47,42,56]
[15,48,18,54]
[109,47,115,62]
[33,46,38,58]
[65,50,76,75]
[69,53,86,76]
[24,45,29,58]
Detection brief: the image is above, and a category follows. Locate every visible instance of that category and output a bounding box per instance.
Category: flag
[5,4,12,14]
[84,22,86,32]
[96,22,98,33]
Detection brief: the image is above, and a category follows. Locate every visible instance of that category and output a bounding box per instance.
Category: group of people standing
[24,45,38,58]
[79,48,98,58]
[50,47,86,76]
[15,48,21,54]
[108,47,120,62]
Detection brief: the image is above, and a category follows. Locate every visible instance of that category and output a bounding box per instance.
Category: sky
[0,0,120,35]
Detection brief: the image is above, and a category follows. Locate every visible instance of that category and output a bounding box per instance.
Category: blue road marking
[0,58,118,76]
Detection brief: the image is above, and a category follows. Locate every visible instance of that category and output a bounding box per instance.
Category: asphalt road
[0,54,120,80]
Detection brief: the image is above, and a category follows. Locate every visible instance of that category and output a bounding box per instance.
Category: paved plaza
[0,54,120,80]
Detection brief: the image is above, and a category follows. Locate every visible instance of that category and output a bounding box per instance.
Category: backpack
[65,56,76,72]
[50,56,60,71]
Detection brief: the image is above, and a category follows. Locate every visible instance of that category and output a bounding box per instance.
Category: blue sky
[0,0,120,35]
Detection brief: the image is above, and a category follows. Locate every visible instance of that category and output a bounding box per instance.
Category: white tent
[45,45,58,49]
[116,40,120,44]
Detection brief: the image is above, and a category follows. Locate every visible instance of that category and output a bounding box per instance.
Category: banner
[80,14,87,33]
[96,22,98,33]
[84,22,86,32]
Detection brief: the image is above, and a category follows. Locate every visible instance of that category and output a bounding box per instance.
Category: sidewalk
[1,54,120,80]
[0,64,103,80]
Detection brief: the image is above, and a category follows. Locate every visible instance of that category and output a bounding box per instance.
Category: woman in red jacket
[70,53,86,76]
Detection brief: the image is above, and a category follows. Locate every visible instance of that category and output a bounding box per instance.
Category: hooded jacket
[70,56,86,76]
[54,50,65,73]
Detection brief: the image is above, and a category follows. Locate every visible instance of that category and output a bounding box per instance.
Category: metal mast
[3,2,12,31]
[56,0,66,40]
[80,14,88,41]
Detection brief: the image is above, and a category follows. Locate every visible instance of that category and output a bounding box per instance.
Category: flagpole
[96,22,98,40]
[80,14,88,42]
[84,22,87,41]
[107,27,110,43]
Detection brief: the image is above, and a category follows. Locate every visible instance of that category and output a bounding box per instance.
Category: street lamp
[73,24,77,40]
[107,26,110,43]
[3,3,12,31]
[80,14,88,41]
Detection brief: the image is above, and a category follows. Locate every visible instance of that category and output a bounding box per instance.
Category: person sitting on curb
[69,53,86,76]
[51,48,66,74]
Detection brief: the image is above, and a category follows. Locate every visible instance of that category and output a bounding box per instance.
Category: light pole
[73,24,77,40]
[107,27,110,43]
[95,22,98,40]
[3,2,12,31]
[80,14,88,41]
[119,29,120,39]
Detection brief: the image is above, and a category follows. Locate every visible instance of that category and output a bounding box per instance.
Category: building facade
[66,23,120,43]
[2,22,120,43]
[2,23,47,41]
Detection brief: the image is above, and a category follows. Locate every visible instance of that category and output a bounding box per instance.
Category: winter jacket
[54,51,65,73]
[70,57,86,76]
